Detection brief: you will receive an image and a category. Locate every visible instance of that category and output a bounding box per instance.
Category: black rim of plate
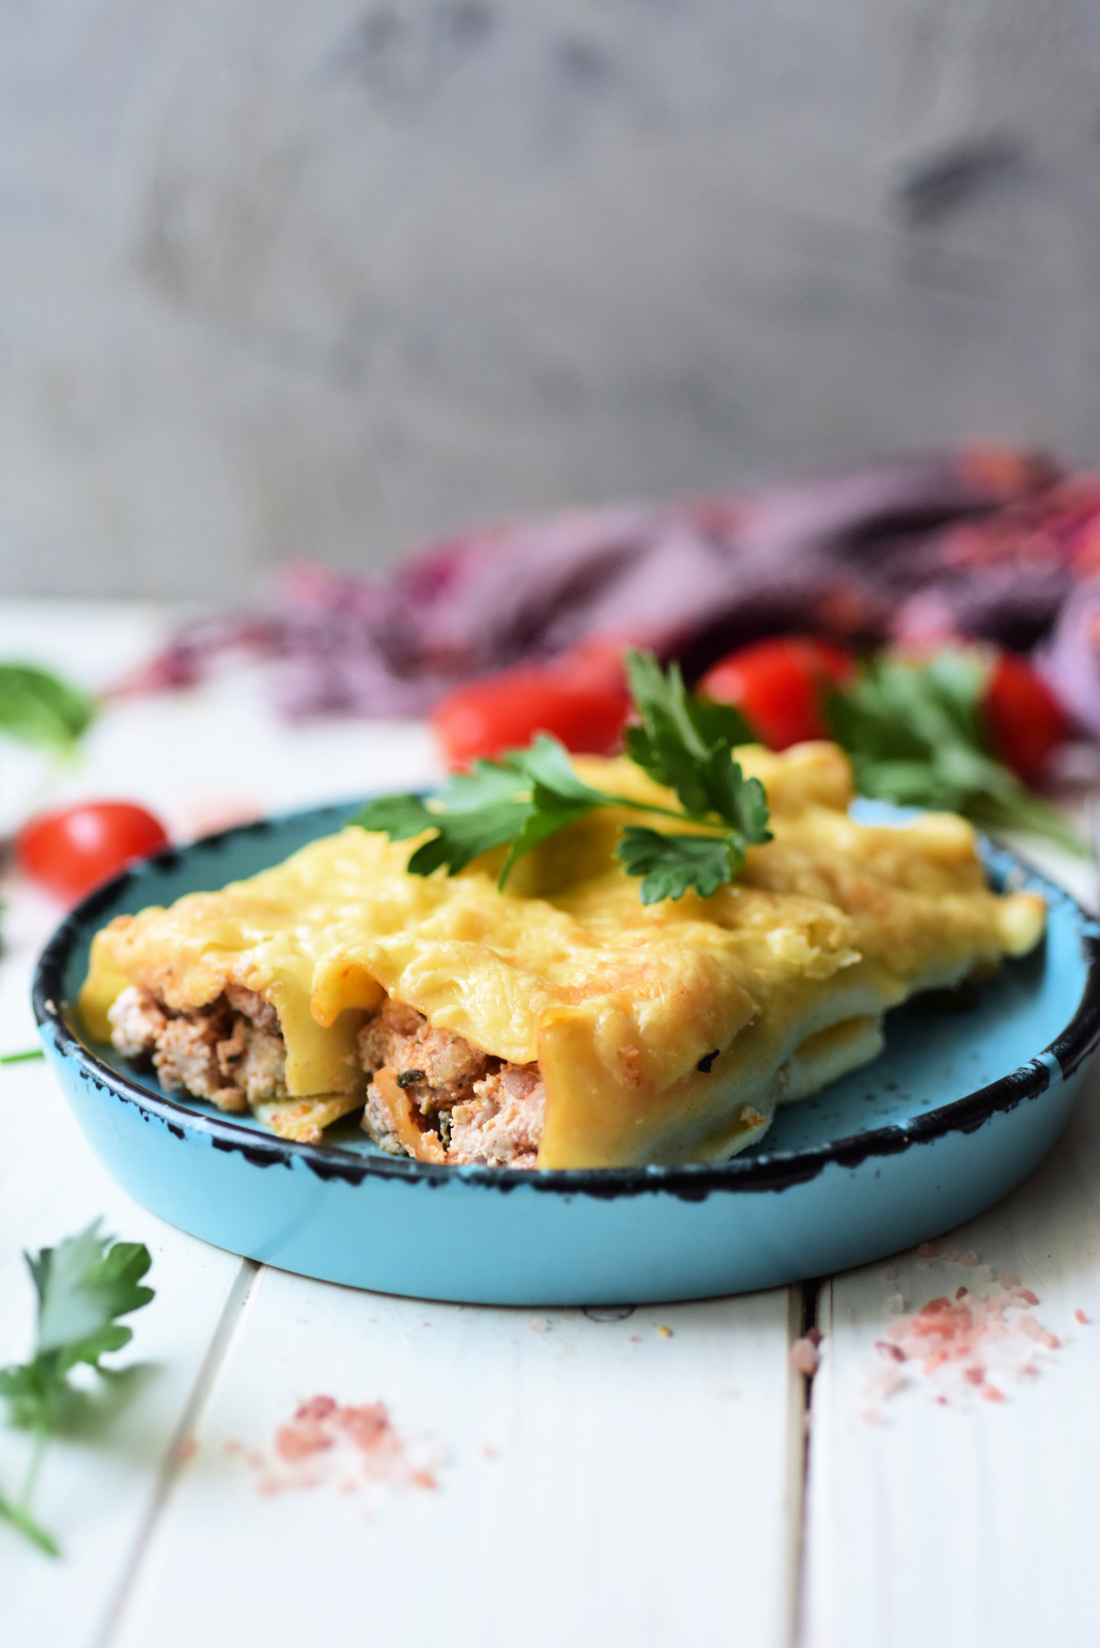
[31,801,1100,1202]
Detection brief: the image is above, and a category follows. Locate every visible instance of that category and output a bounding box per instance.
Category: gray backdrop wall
[4,0,1100,599]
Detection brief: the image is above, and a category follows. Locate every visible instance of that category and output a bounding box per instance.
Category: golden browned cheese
[79,743,1046,1169]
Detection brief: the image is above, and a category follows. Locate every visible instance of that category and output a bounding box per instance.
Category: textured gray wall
[3,0,1100,599]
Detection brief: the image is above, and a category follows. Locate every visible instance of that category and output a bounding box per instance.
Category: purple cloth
[121,451,1069,719]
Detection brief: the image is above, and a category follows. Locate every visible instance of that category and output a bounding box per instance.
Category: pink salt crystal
[1043,1333,1061,1351]
[275,1410,335,1461]
[876,1341,906,1362]
[297,1394,337,1421]
[790,1337,820,1376]
[917,1243,939,1259]
[980,1384,1006,1403]
[941,1250,962,1263]
[337,1402,393,1453]
[1019,1315,1045,1342]
[955,1286,968,1301]
[1020,1289,1040,1307]
[879,1267,898,1281]
[1076,1309,1090,1326]
[999,1271,1021,1289]
[956,1250,980,1267]
[964,1368,985,1385]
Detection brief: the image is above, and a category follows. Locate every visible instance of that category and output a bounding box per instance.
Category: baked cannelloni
[79,742,1045,1169]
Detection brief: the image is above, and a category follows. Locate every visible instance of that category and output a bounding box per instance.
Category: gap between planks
[788,1278,825,1648]
[91,1258,261,1648]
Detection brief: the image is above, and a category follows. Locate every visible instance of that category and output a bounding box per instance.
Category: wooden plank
[0,875,247,1648]
[111,1269,806,1648]
[802,1058,1100,1648]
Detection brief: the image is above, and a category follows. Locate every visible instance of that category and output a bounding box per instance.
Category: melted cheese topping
[79,742,1046,1168]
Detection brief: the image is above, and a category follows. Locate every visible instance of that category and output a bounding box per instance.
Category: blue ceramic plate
[32,801,1100,1305]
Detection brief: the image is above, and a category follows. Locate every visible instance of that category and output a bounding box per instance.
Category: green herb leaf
[0,1049,44,1065]
[0,664,95,753]
[352,654,772,903]
[353,771,533,877]
[828,654,1087,855]
[624,652,755,819]
[615,827,739,904]
[29,1226,153,1363]
[0,1224,155,1556]
[0,1490,59,1558]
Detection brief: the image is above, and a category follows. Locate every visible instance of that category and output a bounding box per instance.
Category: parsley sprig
[353,652,771,904]
[0,1223,154,1556]
[828,653,1087,855]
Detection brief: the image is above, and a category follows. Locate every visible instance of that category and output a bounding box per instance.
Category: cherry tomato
[699,637,856,750]
[982,652,1071,786]
[432,657,630,769]
[16,801,170,903]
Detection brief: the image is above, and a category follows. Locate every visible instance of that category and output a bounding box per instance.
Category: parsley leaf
[828,654,1086,855]
[0,664,95,753]
[352,653,772,903]
[616,827,740,903]
[0,1223,154,1557]
[352,766,532,877]
[624,651,755,817]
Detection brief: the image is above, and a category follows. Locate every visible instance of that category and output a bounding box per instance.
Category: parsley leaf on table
[0,1223,154,1557]
[828,653,1086,855]
[0,664,95,754]
[352,652,771,904]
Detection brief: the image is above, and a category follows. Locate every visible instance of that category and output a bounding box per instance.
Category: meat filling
[108,986,545,1167]
[108,984,288,1112]
[358,998,545,1169]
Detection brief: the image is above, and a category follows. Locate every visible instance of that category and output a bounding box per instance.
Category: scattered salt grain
[242,1395,442,1498]
[943,1249,980,1267]
[657,1324,673,1340]
[917,1243,939,1259]
[1076,1309,1090,1326]
[790,1337,820,1376]
[528,1318,550,1334]
[879,1267,898,1282]
[860,1257,1066,1414]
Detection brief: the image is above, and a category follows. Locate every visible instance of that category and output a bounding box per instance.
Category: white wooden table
[4,602,1100,1648]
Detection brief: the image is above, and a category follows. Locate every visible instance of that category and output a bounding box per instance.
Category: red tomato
[17,801,170,903]
[699,637,856,750]
[432,661,630,768]
[982,652,1071,786]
